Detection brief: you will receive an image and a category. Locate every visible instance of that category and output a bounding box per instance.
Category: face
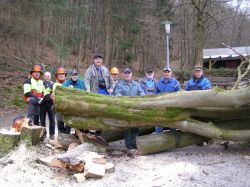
[111,74,119,81]
[123,72,132,81]
[163,71,172,79]
[44,72,51,82]
[57,73,66,82]
[32,71,41,79]
[194,70,203,79]
[93,57,103,67]
[71,74,78,81]
[146,71,154,79]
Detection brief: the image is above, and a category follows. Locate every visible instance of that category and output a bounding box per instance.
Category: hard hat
[30,65,42,74]
[55,67,67,76]
[110,67,119,75]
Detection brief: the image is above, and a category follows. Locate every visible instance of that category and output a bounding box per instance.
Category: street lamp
[163,21,172,69]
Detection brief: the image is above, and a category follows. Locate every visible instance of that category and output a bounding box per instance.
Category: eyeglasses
[124,72,131,74]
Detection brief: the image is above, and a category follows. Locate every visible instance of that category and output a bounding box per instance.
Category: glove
[37,98,43,105]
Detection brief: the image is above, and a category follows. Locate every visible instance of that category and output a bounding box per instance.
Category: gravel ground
[0,110,250,187]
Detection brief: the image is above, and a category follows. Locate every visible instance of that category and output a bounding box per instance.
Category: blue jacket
[156,77,180,93]
[114,80,145,96]
[139,77,158,95]
[63,79,86,90]
[185,76,211,91]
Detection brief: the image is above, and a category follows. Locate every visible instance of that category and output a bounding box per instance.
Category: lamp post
[163,21,172,69]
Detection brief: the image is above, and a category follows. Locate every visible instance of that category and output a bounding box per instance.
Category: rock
[20,125,46,145]
[56,132,80,150]
[0,129,20,157]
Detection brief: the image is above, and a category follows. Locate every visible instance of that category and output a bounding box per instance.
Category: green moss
[164,108,183,119]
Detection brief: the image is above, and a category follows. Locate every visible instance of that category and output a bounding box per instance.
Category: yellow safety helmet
[110,67,119,75]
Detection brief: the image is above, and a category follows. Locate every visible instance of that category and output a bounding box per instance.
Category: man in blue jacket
[185,65,211,91]
[63,70,85,90]
[114,68,145,149]
[156,67,180,93]
[155,67,180,133]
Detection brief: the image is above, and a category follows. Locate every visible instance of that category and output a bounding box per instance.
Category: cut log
[136,131,209,155]
[105,162,115,173]
[20,126,45,145]
[74,173,86,183]
[84,162,105,178]
[54,86,250,142]
[0,129,20,157]
[39,143,106,172]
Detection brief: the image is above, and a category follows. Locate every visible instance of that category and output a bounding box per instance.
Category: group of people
[23,54,211,149]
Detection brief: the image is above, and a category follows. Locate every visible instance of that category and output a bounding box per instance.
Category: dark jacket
[185,76,211,91]
[63,79,85,90]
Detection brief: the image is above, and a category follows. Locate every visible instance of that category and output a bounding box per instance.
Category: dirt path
[0,110,250,187]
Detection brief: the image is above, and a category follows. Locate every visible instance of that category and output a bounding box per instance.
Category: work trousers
[40,102,55,136]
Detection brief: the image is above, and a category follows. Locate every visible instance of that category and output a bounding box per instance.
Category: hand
[86,90,90,92]
[68,85,73,88]
[108,89,113,94]
[37,98,43,105]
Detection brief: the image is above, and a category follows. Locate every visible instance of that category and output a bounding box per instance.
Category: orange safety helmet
[30,65,42,74]
[55,67,67,76]
[110,67,119,75]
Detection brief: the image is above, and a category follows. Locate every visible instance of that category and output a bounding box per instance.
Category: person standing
[52,67,71,134]
[85,54,114,95]
[185,65,212,91]
[155,67,180,133]
[40,71,55,139]
[63,70,85,90]
[110,67,120,85]
[23,65,44,125]
[139,67,158,95]
[114,68,145,149]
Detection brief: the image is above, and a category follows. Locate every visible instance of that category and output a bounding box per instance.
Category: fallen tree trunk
[136,131,209,155]
[55,86,250,141]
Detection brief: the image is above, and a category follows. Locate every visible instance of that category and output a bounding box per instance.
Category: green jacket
[84,64,115,93]
[23,77,44,95]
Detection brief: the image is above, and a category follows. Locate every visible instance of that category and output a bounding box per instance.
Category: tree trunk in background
[104,0,111,68]
[191,0,206,66]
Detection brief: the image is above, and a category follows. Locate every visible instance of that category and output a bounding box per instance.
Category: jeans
[40,102,55,136]
[155,127,164,133]
[27,97,40,125]
[155,127,177,133]
[98,88,109,95]
[124,128,139,149]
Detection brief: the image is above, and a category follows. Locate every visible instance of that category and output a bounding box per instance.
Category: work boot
[50,134,55,140]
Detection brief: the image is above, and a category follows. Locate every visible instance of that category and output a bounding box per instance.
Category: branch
[221,43,250,90]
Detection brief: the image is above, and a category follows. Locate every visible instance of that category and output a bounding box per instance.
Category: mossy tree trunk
[55,86,250,141]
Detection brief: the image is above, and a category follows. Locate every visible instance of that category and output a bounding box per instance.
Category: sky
[228,0,250,13]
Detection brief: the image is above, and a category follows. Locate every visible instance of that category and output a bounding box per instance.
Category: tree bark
[55,86,250,141]
[137,131,208,155]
